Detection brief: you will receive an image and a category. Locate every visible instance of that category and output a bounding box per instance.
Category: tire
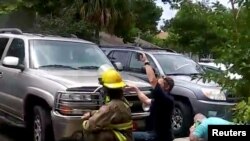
[172,101,193,137]
[31,106,54,141]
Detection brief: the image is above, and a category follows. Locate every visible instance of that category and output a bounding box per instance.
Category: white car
[199,62,242,80]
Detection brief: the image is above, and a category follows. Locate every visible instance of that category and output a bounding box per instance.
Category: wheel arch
[24,90,53,126]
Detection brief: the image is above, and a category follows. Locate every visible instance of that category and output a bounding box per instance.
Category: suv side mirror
[3,56,24,70]
[114,62,123,71]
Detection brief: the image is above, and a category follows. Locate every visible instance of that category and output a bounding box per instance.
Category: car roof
[100,45,179,55]
[0,32,94,44]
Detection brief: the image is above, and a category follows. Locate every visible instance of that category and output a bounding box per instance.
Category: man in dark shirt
[126,53,175,141]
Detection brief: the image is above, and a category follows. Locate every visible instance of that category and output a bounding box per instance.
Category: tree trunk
[230,0,239,39]
[94,28,100,44]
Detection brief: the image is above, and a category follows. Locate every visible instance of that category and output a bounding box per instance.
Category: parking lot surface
[0,121,189,141]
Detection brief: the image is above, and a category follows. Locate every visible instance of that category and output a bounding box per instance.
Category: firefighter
[82,65,133,141]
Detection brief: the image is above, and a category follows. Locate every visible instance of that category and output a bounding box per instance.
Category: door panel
[0,38,25,118]
[0,37,11,113]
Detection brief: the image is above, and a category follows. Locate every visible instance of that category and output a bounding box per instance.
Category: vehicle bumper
[51,111,83,141]
[190,98,236,120]
[51,111,149,141]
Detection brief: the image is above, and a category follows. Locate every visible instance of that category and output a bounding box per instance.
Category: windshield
[29,40,113,69]
[154,54,203,75]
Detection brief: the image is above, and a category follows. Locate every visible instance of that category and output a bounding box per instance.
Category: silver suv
[0,28,151,141]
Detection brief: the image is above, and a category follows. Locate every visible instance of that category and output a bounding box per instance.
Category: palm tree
[80,0,133,43]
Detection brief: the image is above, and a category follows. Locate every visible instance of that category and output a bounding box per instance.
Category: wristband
[144,62,150,66]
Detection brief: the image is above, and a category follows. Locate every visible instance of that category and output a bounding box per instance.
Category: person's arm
[189,124,206,141]
[140,53,158,88]
[134,86,152,105]
[82,104,113,132]
[125,83,152,105]
[189,134,199,141]
[81,110,98,120]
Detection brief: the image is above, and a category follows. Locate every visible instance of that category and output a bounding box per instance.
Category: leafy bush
[232,98,250,124]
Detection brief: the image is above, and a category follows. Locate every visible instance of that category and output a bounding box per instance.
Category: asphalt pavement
[0,122,27,141]
[0,121,189,141]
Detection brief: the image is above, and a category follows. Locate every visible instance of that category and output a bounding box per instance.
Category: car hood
[30,69,151,88]
[170,75,220,88]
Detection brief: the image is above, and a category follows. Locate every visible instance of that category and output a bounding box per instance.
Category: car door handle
[0,72,2,78]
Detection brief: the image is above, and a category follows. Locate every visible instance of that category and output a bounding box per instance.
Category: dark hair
[104,87,123,99]
[163,76,174,92]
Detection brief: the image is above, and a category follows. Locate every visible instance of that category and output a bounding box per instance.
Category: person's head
[158,76,174,92]
[98,68,126,101]
[193,113,207,127]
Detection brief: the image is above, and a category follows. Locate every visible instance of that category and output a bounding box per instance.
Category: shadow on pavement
[0,122,189,141]
[0,122,27,141]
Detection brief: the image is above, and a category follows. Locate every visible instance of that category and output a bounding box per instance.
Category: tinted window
[154,54,203,75]
[129,53,144,72]
[129,53,158,73]
[110,51,130,66]
[0,38,9,59]
[146,54,157,68]
[6,38,25,65]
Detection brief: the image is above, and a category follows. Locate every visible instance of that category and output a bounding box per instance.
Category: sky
[155,0,231,29]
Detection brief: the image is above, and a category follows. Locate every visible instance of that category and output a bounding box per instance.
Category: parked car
[0,28,152,141]
[199,62,242,80]
[100,45,238,137]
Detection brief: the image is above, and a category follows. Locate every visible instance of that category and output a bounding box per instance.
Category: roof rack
[99,45,143,50]
[0,28,23,35]
[99,45,176,52]
[140,47,176,53]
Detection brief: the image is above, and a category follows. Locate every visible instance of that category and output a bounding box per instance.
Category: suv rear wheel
[32,106,54,141]
[172,101,193,137]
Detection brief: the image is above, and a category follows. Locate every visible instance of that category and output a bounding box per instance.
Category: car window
[6,38,25,65]
[154,54,203,75]
[110,51,130,66]
[129,53,144,72]
[146,54,157,68]
[0,38,9,59]
[30,40,112,69]
[129,53,157,73]
[202,65,223,74]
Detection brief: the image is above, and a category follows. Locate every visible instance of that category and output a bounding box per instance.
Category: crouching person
[82,67,133,141]
[189,113,234,141]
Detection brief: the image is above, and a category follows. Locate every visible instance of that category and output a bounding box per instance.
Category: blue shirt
[146,83,174,141]
[193,117,233,140]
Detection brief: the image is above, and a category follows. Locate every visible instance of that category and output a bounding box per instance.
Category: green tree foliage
[232,98,250,124]
[203,0,250,98]
[33,5,95,41]
[18,0,72,16]
[80,0,133,34]
[132,0,163,33]
[2,0,164,44]
[0,0,19,15]
[165,0,250,123]
[166,1,230,55]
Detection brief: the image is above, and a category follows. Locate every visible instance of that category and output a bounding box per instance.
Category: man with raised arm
[126,53,175,141]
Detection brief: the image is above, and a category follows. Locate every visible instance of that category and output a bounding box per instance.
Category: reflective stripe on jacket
[109,121,133,141]
[82,98,133,141]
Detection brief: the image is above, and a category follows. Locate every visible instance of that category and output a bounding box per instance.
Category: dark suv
[100,45,237,137]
